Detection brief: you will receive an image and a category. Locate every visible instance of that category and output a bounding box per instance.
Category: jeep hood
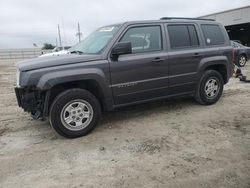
[16,54,103,71]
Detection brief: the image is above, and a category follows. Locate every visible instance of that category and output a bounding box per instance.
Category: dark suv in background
[15,17,234,138]
[231,40,250,67]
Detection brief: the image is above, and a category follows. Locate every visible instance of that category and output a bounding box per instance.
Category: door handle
[152,57,165,62]
[192,53,201,57]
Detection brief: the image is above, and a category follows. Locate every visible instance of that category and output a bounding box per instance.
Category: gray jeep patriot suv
[15,17,234,138]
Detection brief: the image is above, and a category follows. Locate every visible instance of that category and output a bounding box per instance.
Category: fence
[0,48,52,60]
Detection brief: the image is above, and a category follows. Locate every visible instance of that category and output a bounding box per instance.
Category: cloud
[0,0,249,48]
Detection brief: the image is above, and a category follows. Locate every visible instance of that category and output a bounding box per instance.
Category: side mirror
[111,42,132,58]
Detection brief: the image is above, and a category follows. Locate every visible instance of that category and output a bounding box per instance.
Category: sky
[0,0,249,49]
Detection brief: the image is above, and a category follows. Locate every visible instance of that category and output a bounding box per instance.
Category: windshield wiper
[70,50,84,54]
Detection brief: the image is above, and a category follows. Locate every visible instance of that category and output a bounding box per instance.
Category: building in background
[200,6,250,46]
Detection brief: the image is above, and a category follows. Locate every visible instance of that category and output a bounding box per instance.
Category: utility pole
[57,24,63,48]
[76,22,82,42]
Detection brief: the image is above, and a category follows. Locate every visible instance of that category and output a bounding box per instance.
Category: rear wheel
[49,89,101,138]
[238,54,247,67]
[195,70,224,105]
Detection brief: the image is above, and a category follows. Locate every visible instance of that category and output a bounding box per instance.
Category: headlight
[16,69,20,87]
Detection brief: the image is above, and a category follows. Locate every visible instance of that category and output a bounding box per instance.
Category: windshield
[69,24,121,54]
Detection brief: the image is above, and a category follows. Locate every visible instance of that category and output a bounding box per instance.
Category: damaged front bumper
[15,87,46,120]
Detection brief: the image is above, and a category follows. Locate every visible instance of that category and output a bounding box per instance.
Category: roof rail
[160,17,215,21]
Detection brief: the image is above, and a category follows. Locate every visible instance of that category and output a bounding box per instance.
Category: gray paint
[15,19,234,117]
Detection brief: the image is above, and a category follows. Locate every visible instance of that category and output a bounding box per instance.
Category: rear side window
[120,26,162,53]
[201,24,225,45]
[167,25,199,48]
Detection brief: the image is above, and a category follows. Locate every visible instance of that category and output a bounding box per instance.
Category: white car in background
[40,46,71,57]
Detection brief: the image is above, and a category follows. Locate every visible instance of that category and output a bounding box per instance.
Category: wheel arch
[239,52,247,57]
[198,56,229,84]
[38,69,114,119]
[204,64,227,84]
[48,80,105,111]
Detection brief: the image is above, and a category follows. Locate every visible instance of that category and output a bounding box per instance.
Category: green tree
[42,43,55,50]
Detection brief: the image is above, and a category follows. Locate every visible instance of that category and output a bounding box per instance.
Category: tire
[194,70,224,105]
[49,89,101,138]
[237,54,247,67]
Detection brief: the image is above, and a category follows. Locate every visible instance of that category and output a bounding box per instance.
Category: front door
[109,25,169,105]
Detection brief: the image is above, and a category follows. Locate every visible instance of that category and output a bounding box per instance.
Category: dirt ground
[0,59,250,188]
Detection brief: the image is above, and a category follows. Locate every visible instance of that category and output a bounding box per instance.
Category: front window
[120,26,162,53]
[69,24,121,54]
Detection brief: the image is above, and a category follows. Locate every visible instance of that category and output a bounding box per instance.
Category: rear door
[109,24,169,105]
[165,23,203,94]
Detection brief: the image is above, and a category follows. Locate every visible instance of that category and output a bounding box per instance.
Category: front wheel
[195,70,224,105]
[49,89,101,138]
